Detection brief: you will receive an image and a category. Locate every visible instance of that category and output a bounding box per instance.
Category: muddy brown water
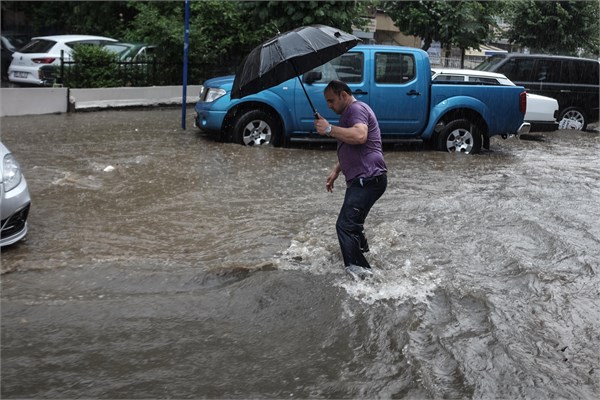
[1,108,599,399]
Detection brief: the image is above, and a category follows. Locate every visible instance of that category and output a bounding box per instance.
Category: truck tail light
[32,58,56,64]
[520,91,527,114]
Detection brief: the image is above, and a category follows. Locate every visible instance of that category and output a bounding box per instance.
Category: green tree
[2,1,134,38]
[381,0,448,51]
[504,0,599,56]
[447,1,501,66]
[123,0,267,84]
[382,0,499,67]
[122,0,375,85]
[239,0,373,38]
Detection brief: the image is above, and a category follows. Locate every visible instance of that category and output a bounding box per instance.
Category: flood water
[1,108,599,399]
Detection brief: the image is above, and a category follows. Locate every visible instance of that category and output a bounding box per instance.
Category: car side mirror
[303,71,322,84]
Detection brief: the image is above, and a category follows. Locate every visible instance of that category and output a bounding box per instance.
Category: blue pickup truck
[194,44,530,154]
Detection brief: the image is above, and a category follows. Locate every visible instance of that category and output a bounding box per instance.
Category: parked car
[431,68,515,85]
[102,42,156,62]
[1,32,30,81]
[1,142,31,247]
[432,68,559,131]
[195,45,530,154]
[475,53,599,131]
[523,93,559,132]
[7,34,117,86]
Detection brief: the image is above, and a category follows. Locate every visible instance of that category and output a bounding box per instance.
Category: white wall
[0,88,69,117]
[0,86,202,117]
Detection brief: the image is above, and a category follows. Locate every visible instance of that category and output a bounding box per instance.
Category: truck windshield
[307,52,364,84]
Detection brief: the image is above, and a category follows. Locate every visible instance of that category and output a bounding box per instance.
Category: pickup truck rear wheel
[233,110,276,146]
[438,119,482,154]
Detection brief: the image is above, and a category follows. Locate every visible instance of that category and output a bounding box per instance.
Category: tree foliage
[68,45,121,88]
[238,1,372,38]
[4,0,598,86]
[382,0,500,55]
[503,0,599,56]
[2,1,133,38]
[121,1,269,84]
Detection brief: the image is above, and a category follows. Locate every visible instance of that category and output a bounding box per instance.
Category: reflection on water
[1,110,599,398]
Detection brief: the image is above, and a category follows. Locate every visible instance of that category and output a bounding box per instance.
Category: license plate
[14,72,28,78]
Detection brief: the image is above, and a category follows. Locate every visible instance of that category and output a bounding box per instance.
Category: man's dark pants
[336,174,387,269]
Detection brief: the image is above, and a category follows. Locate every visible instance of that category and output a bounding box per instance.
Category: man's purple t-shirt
[337,101,387,183]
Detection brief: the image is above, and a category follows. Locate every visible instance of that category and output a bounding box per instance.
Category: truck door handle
[406,90,420,96]
[352,89,368,95]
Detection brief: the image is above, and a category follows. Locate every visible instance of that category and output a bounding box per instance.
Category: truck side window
[306,52,364,84]
[375,52,415,84]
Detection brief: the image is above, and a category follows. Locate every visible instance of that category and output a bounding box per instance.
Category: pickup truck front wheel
[438,119,482,154]
[233,110,276,146]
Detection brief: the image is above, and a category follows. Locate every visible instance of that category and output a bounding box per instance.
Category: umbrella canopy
[230,25,361,112]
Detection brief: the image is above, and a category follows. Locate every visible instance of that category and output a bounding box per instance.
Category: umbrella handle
[291,63,319,119]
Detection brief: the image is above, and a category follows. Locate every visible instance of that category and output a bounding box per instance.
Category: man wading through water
[314,80,387,280]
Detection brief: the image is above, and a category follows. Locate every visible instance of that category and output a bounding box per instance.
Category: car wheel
[233,110,276,146]
[438,119,482,154]
[558,107,587,131]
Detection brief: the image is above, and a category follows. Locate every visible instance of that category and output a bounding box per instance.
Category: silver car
[1,142,31,246]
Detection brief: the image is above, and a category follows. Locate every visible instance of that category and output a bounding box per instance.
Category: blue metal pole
[181,0,190,129]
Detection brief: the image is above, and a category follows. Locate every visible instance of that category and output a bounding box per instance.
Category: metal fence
[41,58,236,88]
[428,56,483,69]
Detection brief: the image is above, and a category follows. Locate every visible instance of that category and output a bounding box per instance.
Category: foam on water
[276,217,442,305]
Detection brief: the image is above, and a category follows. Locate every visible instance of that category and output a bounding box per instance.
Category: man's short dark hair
[325,80,352,96]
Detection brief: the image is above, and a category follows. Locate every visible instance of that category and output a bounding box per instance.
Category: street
[1,108,599,398]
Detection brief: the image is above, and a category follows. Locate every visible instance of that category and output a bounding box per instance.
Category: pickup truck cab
[195,45,530,154]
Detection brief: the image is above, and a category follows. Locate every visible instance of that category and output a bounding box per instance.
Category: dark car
[1,33,30,81]
[102,42,157,62]
[475,53,599,131]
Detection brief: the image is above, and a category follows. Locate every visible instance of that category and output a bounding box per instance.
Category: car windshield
[474,55,506,71]
[19,39,56,54]
[103,44,132,56]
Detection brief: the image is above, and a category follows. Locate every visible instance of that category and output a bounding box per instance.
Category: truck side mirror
[303,71,322,84]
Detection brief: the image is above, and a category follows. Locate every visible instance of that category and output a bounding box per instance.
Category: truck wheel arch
[437,118,482,154]
[435,110,488,154]
[223,103,287,147]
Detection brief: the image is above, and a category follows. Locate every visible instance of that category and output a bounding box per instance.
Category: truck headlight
[205,88,226,102]
[3,153,22,192]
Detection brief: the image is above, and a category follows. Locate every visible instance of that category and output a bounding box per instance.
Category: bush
[67,45,121,88]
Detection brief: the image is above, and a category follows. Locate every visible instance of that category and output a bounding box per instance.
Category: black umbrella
[230,25,361,116]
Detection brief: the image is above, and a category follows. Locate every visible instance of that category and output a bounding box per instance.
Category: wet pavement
[1,108,599,398]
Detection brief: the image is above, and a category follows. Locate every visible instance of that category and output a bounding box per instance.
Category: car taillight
[32,58,56,64]
[520,91,527,114]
